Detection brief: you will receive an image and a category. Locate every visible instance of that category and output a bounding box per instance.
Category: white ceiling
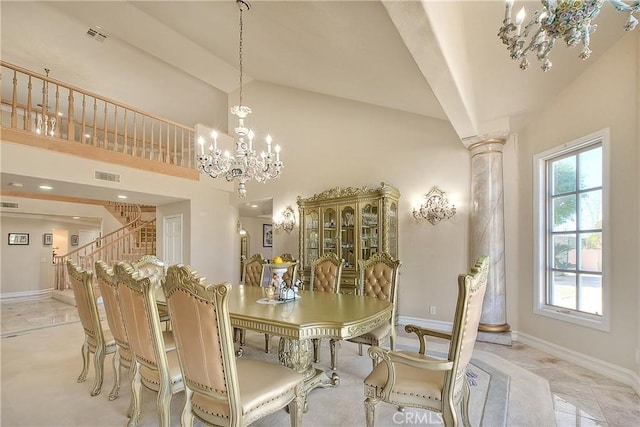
[0,0,632,212]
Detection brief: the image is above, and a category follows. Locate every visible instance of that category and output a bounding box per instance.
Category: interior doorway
[163,214,183,266]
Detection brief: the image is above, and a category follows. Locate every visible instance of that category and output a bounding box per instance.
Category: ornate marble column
[467,138,510,333]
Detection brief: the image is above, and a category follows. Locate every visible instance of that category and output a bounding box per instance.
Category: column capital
[461,130,510,150]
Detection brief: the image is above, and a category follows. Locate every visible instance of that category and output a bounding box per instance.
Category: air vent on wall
[86,27,108,42]
[95,171,120,183]
[1,202,19,209]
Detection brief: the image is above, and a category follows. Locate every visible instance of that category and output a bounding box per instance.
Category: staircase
[54,202,157,290]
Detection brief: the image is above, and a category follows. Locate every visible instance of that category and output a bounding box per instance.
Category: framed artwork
[43,233,53,246]
[71,234,79,246]
[8,233,29,245]
[263,224,273,247]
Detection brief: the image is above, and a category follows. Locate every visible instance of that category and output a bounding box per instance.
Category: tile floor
[1,297,638,426]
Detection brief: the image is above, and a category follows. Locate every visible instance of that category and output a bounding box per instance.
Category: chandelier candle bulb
[198,137,205,155]
[515,7,525,34]
[211,130,218,150]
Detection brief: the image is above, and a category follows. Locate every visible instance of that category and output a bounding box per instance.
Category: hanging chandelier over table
[498,0,639,71]
[196,0,283,198]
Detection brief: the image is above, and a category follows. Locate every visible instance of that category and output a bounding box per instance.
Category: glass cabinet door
[360,203,379,261]
[389,201,398,259]
[339,204,356,268]
[304,209,319,267]
[321,207,337,255]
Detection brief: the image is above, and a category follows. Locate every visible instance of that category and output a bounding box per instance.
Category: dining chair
[163,264,304,427]
[94,260,176,403]
[345,252,401,368]
[66,260,116,397]
[309,252,344,369]
[114,261,184,427]
[130,255,171,328]
[238,253,267,351]
[242,253,266,286]
[363,256,490,427]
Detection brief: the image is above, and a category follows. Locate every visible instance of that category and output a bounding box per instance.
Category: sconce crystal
[273,206,296,234]
[413,187,456,225]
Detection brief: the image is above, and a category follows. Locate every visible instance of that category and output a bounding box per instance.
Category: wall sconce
[273,206,296,234]
[413,187,456,225]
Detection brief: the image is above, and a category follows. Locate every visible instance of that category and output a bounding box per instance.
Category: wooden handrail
[1,61,196,170]
[54,203,155,290]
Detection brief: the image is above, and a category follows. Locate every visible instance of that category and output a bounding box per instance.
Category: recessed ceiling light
[73,216,80,219]
[117,195,127,199]
[250,204,258,208]
[39,185,53,190]
[9,182,23,188]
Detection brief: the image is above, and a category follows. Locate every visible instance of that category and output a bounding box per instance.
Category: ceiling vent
[1,202,19,209]
[86,27,108,43]
[95,171,120,183]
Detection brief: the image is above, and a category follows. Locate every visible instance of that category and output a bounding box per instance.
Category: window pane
[579,147,602,190]
[580,232,602,272]
[552,234,576,270]
[578,274,602,315]
[550,272,576,309]
[579,190,602,230]
[552,195,576,231]
[552,156,576,195]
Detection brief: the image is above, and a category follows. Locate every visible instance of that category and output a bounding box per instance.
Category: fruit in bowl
[272,256,284,264]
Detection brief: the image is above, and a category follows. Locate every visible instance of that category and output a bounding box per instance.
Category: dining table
[226,285,392,410]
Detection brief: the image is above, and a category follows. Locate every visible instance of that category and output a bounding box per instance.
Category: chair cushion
[364,351,445,402]
[357,322,391,341]
[139,349,183,387]
[191,359,302,419]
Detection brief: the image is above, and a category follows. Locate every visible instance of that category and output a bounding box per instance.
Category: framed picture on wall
[263,224,273,247]
[8,233,29,245]
[43,233,53,246]
[71,235,79,246]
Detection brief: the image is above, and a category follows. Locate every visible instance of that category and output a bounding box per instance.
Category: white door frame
[163,214,183,265]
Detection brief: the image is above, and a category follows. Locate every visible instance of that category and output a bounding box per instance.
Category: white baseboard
[398,316,639,396]
[0,289,53,301]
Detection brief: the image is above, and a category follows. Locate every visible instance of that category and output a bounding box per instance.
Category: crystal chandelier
[196,0,283,198]
[36,68,56,137]
[498,0,639,71]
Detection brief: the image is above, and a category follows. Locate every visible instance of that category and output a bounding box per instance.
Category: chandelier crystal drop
[498,0,639,72]
[196,0,283,198]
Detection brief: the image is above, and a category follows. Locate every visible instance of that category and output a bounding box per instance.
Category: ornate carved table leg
[279,337,339,411]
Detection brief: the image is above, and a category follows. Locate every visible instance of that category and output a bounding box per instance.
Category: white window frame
[533,129,610,331]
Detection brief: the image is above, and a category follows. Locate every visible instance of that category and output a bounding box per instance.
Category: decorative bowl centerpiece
[264,258,298,302]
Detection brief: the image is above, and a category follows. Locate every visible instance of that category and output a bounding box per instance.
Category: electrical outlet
[429,306,436,315]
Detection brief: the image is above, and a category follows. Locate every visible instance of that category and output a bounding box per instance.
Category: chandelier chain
[238,2,244,106]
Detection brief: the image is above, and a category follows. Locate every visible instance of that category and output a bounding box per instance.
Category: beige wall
[230,81,473,323]
[516,32,639,371]
[239,216,274,266]
[0,215,100,294]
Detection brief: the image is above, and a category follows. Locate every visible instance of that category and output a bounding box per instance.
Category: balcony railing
[1,61,196,170]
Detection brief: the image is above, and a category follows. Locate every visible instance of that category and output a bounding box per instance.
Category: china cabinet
[297,182,400,294]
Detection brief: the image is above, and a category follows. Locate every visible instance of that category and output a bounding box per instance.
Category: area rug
[1,323,554,426]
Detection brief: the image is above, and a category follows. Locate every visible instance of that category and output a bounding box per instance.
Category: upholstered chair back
[95,261,129,350]
[310,252,344,293]
[243,253,266,286]
[358,252,401,318]
[163,265,239,421]
[132,255,167,303]
[447,256,490,396]
[67,260,102,346]
[114,262,164,371]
